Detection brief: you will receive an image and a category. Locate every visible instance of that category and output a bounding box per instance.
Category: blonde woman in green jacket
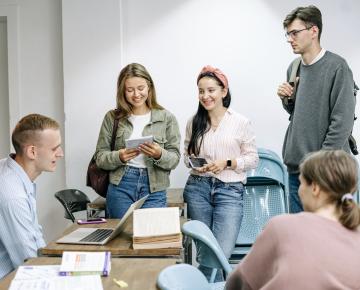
[95,63,181,218]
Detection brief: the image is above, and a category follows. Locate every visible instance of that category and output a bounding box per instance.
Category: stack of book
[132,207,182,249]
[59,251,111,276]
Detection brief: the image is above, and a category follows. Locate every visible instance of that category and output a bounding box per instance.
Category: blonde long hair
[115,63,163,118]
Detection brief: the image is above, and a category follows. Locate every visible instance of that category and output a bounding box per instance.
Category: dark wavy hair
[187,72,231,156]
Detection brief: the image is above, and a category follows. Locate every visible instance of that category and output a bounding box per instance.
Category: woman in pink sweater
[226,150,360,290]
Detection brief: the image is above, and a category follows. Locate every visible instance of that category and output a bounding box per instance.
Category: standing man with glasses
[277,5,355,213]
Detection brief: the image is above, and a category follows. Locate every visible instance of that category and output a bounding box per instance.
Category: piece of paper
[9,275,103,290]
[14,265,60,280]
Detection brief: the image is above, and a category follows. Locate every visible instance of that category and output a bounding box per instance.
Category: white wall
[0,16,9,158]
[0,0,67,241]
[62,0,122,201]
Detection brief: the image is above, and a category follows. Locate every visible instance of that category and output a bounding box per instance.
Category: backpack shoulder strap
[284,57,301,107]
[289,57,301,84]
[110,109,121,151]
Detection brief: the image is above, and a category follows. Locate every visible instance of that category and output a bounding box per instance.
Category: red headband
[198,65,229,90]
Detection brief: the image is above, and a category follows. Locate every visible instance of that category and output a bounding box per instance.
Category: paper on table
[9,275,103,290]
[13,265,60,280]
[53,275,103,290]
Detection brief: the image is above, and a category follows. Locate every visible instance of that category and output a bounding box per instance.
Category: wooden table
[39,218,185,260]
[87,188,186,219]
[0,257,178,290]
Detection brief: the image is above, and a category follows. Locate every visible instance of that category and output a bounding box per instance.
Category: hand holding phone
[189,156,208,169]
[77,218,107,225]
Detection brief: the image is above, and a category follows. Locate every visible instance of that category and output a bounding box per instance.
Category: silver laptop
[56,195,148,245]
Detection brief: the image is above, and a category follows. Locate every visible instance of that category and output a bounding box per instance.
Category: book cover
[59,251,111,276]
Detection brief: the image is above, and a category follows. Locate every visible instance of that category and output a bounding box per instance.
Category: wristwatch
[226,159,232,169]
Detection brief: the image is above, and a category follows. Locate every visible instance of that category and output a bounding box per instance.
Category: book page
[133,207,180,237]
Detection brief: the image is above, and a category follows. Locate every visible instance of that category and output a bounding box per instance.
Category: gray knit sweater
[282,51,355,173]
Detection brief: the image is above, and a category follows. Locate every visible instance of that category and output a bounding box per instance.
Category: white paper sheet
[8,266,103,290]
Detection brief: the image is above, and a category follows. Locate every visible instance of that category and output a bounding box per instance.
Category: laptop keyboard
[80,229,113,242]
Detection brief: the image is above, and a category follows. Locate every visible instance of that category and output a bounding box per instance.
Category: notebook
[56,195,148,245]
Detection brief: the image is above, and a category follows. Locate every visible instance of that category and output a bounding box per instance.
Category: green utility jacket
[95,109,181,193]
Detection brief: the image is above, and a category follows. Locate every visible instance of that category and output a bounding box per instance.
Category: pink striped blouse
[184,108,259,183]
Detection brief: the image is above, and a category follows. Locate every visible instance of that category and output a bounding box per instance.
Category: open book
[132,207,182,249]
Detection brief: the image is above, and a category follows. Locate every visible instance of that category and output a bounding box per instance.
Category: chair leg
[209,268,217,283]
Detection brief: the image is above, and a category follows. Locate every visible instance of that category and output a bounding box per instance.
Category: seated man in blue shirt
[0,114,64,279]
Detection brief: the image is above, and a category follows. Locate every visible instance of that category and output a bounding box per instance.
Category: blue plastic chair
[355,161,360,204]
[182,220,232,284]
[157,264,212,290]
[247,148,287,188]
[230,148,288,262]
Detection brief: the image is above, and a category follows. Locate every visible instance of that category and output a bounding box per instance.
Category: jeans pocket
[223,182,244,198]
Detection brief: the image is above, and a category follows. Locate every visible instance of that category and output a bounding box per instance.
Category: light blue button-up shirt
[0,155,46,279]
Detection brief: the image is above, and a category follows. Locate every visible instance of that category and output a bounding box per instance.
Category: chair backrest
[182,220,232,276]
[231,148,287,260]
[54,189,90,222]
[247,148,287,189]
[157,264,211,290]
[236,184,286,246]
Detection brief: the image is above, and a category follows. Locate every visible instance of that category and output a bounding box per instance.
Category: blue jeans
[106,166,167,218]
[288,173,303,213]
[183,175,244,282]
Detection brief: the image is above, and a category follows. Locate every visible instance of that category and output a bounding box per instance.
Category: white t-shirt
[127,112,151,168]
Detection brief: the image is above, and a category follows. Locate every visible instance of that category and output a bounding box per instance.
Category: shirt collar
[302,48,326,66]
[7,154,36,196]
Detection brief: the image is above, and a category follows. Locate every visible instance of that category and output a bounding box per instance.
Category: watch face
[227,159,231,168]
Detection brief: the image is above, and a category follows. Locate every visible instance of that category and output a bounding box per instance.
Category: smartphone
[77,218,107,225]
[189,156,208,168]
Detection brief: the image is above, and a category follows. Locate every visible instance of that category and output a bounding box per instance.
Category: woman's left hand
[138,142,162,160]
[203,160,227,175]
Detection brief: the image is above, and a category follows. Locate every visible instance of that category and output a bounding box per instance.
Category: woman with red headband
[183,65,259,281]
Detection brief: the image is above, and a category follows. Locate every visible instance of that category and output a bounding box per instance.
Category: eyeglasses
[285,26,313,39]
